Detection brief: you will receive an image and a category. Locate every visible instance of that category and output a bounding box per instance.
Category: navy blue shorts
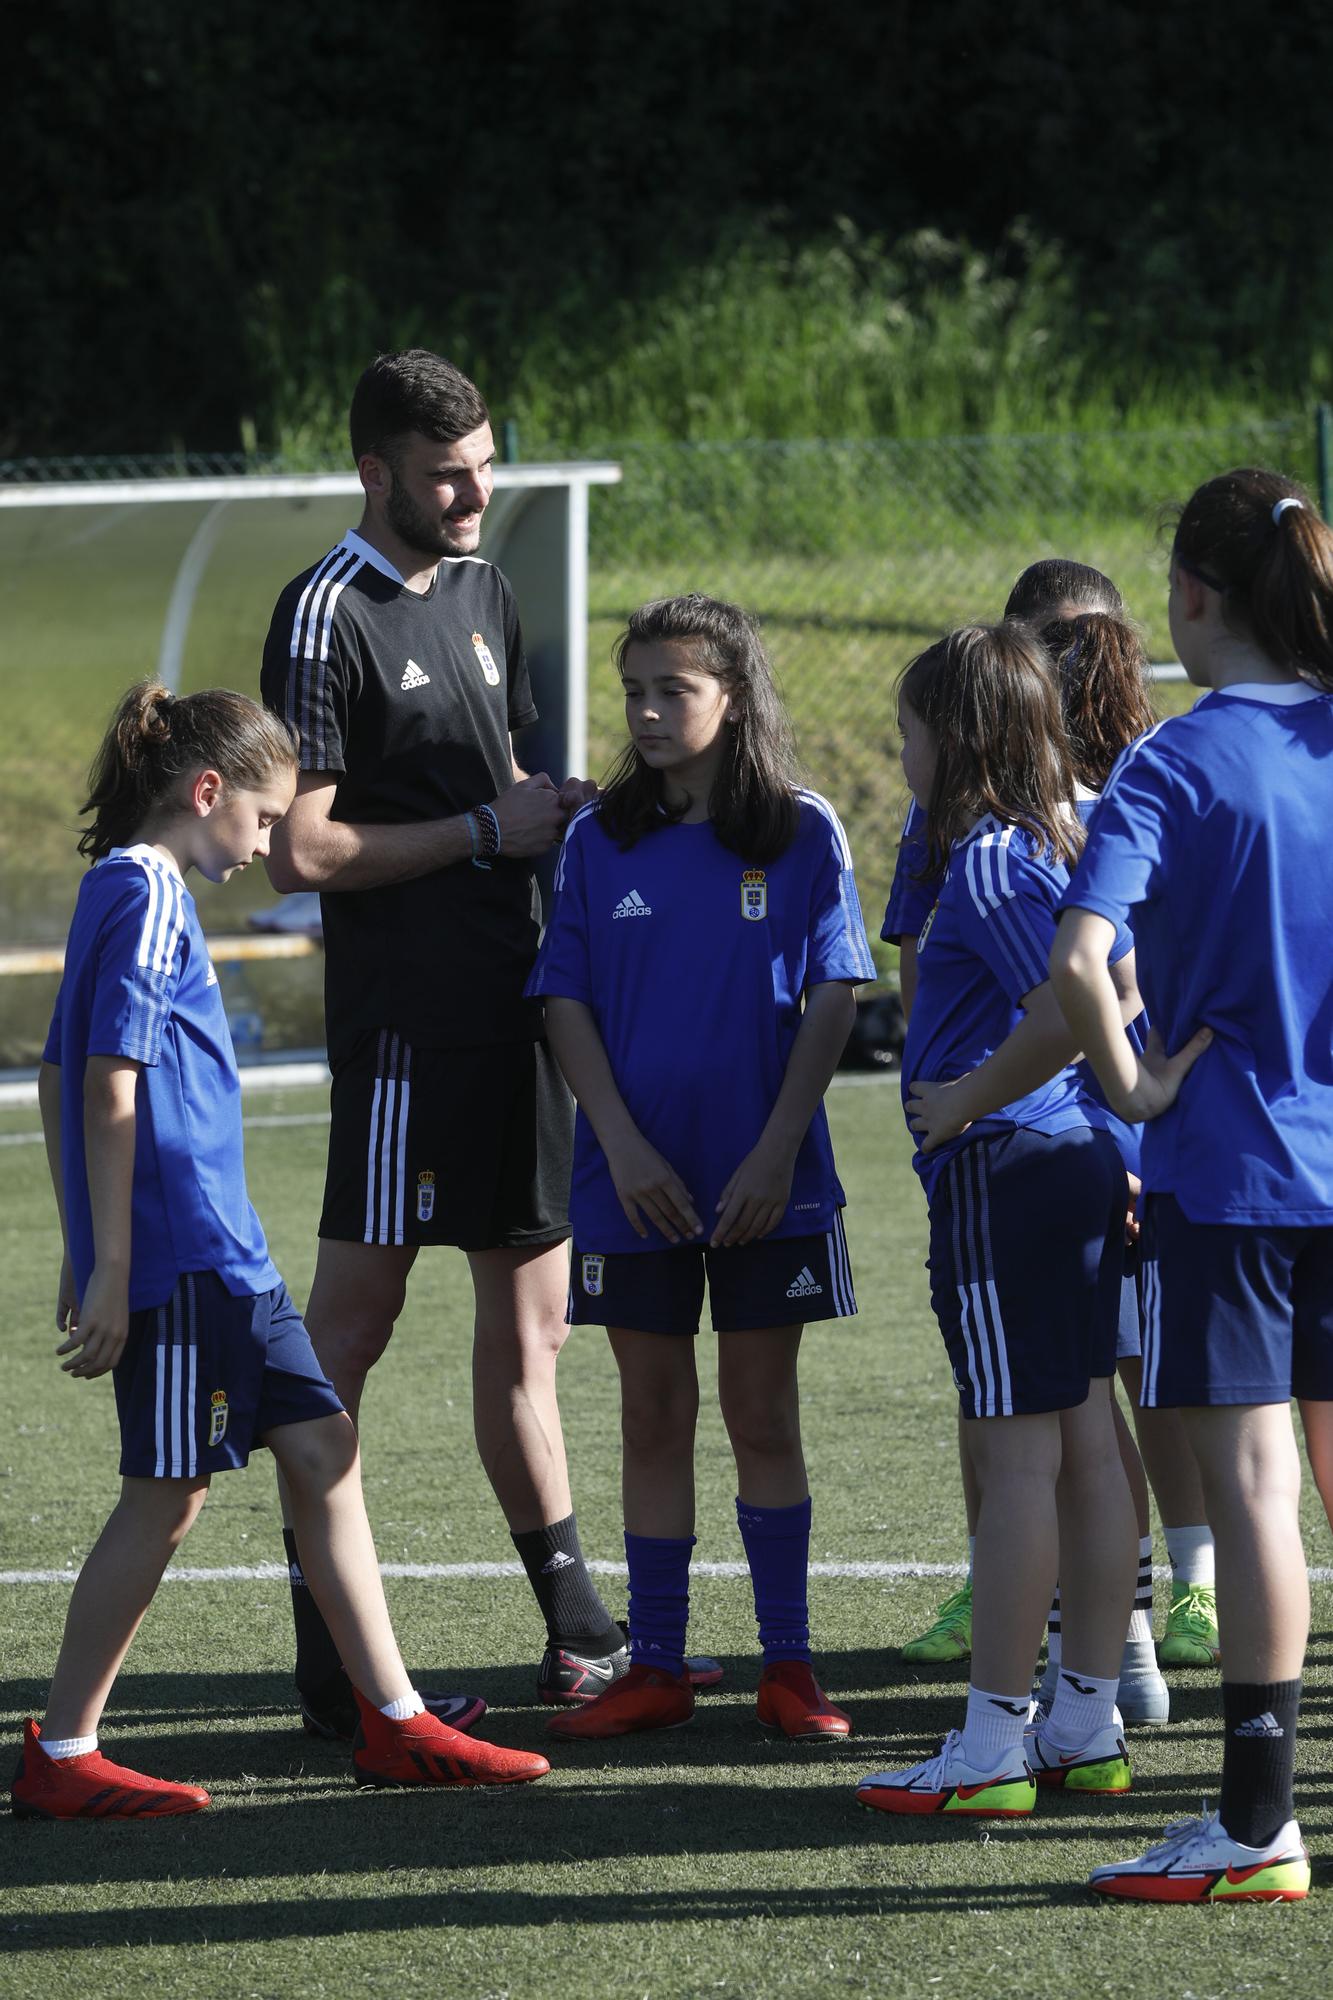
[1139,1195,1333,1407]
[1115,1241,1143,1362]
[926,1126,1127,1419]
[113,1271,344,1478]
[568,1215,856,1334]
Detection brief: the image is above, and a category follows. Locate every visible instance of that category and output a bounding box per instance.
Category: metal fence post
[1317,403,1333,522]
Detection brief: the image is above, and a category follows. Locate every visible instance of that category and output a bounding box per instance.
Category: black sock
[1220,1678,1301,1847]
[512,1513,621,1652]
[283,1527,344,1695]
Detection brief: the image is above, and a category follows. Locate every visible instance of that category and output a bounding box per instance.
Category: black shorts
[568,1214,856,1334]
[320,1029,572,1252]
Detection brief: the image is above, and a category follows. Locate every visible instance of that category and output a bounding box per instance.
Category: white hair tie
[1273,497,1304,523]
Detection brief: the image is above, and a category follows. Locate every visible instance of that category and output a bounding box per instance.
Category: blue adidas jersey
[904,816,1132,1196]
[1061,683,1333,1225]
[880,799,940,944]
[43,847,279,1308]
[526,792,876,1254]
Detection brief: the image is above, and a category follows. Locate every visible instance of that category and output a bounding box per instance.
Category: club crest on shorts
[416,1170,436,1223]
[741,869,768,921]
[581,1253,605,1296]
[209,1390,229,1446]
[471,631,501,685]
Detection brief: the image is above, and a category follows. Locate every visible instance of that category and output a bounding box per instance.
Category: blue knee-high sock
[736,1495,812,1665]
[624,1530,693,1676]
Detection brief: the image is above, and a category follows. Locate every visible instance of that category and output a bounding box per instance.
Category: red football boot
[756,1660,852,1739]
[352,1694,549,1789]
[546,1663,695,1740]
[11,1720,210,1819]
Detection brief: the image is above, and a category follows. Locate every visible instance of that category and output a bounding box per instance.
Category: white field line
[6,1558,1333,1586]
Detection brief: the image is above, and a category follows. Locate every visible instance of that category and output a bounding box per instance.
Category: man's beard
[385,480,479,559]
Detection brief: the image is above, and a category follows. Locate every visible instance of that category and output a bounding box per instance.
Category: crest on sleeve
[740,869,768,922]
[471,632,501,685]
[209,1390,229,1447]
[581,1254,605,1297]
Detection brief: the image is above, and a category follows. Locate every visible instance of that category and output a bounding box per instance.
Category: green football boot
[902,1581,972,1664]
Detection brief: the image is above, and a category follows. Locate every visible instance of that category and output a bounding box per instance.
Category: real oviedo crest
[581,1254,605,1296]
[209,1390,229,1446]
[471,631,501,685]
[741,869,768,921]
[417,1170,436,1223]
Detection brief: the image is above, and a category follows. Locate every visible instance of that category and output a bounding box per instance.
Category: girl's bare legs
[1182,1404,1308,1683]
[1297,1398,1333,1541]
[43,1475,210,1740]
[966,1411,1062,1693]
[609,1328,700,1538]
[1120,1354,1210,1526]
[1056,1379,1139,1677]
[266,1413,411,1708]
[717,1326,807,1506]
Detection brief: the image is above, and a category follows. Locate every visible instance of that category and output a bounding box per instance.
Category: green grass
[2,1081,1332,1998]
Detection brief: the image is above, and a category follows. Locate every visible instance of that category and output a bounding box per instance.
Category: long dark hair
[79,681,298,861]
[598,594,802,860]
[899,623,1082,872]
[1172,467,1333,690]
[1005,559,1155,791]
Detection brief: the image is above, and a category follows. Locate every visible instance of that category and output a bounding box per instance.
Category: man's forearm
[268,812,475,894]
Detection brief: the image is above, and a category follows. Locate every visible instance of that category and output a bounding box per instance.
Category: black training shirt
[260,529,542,1064]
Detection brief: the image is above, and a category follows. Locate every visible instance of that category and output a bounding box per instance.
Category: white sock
[1165,1524,1215,1587]
[961,1684,1031,1766]
[378,1690,425,1721]
[39,1733,98,1760]
[1043,1666,1119,1750]
[966,1536,976,1582]
[1122,1534,1155,1664]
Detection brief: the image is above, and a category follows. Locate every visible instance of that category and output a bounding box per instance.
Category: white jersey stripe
[137,862,163,968]
[289,544,349,659]
[554,801,600,893]
[796,788,854,868]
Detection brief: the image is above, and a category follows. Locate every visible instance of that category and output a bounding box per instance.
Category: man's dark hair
[349,349,489,465]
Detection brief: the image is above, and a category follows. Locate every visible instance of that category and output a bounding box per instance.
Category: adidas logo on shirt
[400,659,430,690]
[541,1551,576,1575]
[612,890,652,919]
[786,1266,823,1299]
[1234,1712,1284,1738]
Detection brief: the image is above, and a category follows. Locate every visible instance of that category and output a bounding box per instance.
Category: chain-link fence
[0,416,1320,1063]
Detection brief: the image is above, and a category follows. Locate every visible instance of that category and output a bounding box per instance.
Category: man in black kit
[260,349,626,1734]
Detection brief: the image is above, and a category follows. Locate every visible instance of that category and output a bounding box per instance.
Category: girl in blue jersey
[898,566,1218,1691]
[856,621,1208,1824]
[13,682,548,1820]
[527,594,875,1743]
[1053,469,1333,1903]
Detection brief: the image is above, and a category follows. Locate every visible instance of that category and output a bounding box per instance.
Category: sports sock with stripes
[1036,1585,1062,1702]
[283,1527,345,1697]
[1165,1523,1215,1587]
[1043,1665,1119,1750]
[512,1513,622,1654]
[736,1494,813,1665]
[624,1530,694,1676]
[1220,1678,1301,1847]
[1120,1535,1156,1679]
[961,1684,1031,1766]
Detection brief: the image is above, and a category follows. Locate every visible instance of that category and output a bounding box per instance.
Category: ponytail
[78,681,297,861]
[1041,611,1156,792]
[1173,468,1333,690]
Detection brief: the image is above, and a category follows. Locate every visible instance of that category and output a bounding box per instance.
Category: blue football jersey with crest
[527,792,876,1253]
[904,815,1133,1197]
[44,846,279,1308]
[1062,683,1333,1224]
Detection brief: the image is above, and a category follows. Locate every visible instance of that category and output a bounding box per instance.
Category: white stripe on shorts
[1141,1255,1162,1407]
[824,1210,857,1315]
[364,1032,412,1245]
